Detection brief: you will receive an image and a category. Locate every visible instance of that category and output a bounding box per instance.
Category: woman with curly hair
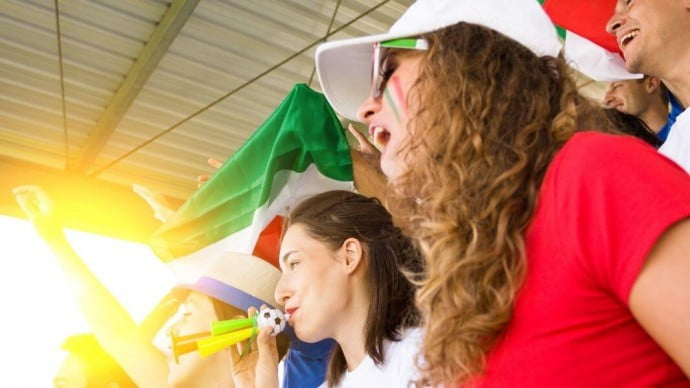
[314,0,690,386]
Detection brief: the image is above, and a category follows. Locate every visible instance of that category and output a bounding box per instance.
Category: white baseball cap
[316,0,562,121]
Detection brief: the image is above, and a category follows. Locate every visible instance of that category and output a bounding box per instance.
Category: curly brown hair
[385,23,617,386]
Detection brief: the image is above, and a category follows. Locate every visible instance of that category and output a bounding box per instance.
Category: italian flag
[543,0,619,54]
[542,0,641,81]
[150,84,354,283]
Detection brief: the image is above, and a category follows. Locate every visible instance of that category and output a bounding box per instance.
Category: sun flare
[0,215,174,386]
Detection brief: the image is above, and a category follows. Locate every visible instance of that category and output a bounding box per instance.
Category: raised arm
[629,217,690,377]
[13,185,171,387]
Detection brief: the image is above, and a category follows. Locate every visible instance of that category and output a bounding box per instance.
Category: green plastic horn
[211,316,255,336]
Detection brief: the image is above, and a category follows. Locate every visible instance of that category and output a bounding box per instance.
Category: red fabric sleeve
[553,132,690,303]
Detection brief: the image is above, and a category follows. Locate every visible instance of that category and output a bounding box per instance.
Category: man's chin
[623,54,644,75]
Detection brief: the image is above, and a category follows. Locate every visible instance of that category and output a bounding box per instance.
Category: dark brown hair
[605,108,662,147]
[385,22,616,385]
[283,190,421,387]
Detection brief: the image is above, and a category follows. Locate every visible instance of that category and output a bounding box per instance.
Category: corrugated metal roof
[1,0,413,200]
[1,0,608,202]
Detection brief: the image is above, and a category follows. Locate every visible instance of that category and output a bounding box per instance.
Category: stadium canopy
[0,0,609,241]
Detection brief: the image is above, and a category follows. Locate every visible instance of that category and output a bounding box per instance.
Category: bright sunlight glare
[0,215,175,387]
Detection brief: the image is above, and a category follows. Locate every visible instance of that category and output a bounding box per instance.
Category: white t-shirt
[318,328,423,388]
[659,107,690,173]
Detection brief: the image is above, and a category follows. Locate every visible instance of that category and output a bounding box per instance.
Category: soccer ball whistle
[196,307,287,358]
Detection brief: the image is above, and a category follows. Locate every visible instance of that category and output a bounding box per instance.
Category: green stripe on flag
[538,0,566,40]
[150,84,353,261]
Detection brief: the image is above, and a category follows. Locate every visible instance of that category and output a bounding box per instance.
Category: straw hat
[177,251,281,310]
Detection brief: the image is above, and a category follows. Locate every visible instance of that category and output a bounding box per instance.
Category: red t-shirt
[477,132,690,386]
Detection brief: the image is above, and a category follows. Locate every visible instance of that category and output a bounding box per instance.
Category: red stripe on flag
[544,0,620,54]
[252,216,283,269]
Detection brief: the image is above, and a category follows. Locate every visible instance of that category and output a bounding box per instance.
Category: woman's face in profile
[275,224,350,343]
[357,53,424,180]
[166,292,228,388]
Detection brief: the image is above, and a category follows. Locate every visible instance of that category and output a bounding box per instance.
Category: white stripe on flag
[169,164,354,284]
[564,31,643,82]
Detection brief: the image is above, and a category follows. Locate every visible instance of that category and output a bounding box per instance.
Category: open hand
[13,185,62,239]
[346,124,388,199]
[132,184,177,223]
[197,158,224,188]
[347,124,380,156]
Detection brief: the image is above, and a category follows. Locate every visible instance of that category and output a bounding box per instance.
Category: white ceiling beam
[72,0,201,172]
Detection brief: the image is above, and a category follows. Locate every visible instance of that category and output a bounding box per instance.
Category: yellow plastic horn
[196,327,256,358]
[170,330,211,364]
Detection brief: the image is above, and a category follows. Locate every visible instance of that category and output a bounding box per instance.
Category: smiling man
[607,0,690,171]
[604,76,669,135]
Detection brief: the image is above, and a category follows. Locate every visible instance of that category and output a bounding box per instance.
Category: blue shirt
[658,92,684,143]
[282,333,334,388]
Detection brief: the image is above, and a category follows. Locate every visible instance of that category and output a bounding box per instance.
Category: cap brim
[316,30,424,121]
